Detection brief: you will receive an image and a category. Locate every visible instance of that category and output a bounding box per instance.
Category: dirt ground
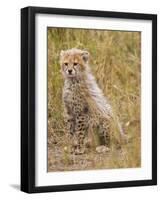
[48,130,140,172]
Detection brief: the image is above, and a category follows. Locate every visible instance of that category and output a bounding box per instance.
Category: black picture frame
[21,6,157,193]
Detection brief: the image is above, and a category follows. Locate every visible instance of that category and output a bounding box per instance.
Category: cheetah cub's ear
[60,50,65,59]
[81,50,90,63]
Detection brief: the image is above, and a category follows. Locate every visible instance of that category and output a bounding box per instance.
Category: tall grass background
[47,28,141,172]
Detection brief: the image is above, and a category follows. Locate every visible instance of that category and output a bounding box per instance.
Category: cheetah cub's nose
[68,69,73,74]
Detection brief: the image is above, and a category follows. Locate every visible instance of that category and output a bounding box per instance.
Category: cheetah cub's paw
[71,146,86,155]
[96,145,110,154]
[74,148,86,155]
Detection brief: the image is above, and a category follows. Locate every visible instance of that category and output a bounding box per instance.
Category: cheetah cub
[60,48,125,154]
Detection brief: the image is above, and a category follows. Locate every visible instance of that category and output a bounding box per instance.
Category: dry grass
[47,28,141,172]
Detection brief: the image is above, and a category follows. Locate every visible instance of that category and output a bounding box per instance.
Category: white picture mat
[35,14,152,187]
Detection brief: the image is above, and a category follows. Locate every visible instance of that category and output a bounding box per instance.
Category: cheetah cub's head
[60,48,89,79]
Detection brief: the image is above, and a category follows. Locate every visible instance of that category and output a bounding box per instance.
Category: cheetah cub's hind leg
[96,118,111,154]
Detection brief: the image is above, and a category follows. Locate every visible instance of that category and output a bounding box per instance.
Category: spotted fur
[60,48,124,154]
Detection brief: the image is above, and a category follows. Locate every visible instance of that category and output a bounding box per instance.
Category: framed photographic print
[21,6,157,193]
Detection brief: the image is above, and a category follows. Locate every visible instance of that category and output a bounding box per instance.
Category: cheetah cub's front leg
[72,115,89,154]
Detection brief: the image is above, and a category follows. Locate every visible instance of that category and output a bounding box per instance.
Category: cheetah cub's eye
[64,62,68,66]
[73,62,78,66]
